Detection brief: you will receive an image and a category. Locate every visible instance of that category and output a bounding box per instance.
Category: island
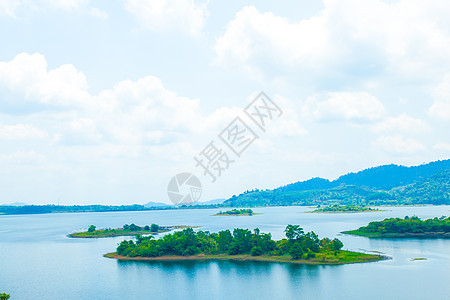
[69,223,191,238]
[213,209,258,216]
[307,205,382,213]
[343,216,450,238]
[104,225,385,265]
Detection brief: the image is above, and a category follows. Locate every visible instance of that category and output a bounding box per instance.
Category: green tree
[284,225,304,241]
[0,293,10,300]
[150,224,159,232]
[217,230,233,253]
[331,238,343,251]
[128,223,141,231]
[305,248,316,260]
[88,225,96,233]
[232,228,253,254]
[276,239,290,255]
[289,243,304,260]
[251,246,263,256]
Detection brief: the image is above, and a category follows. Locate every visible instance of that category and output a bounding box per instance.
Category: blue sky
[0,0,449,205]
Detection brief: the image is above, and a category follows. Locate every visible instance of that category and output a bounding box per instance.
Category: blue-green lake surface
[1,206,449,299]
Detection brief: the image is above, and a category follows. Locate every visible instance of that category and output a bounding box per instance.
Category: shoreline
[104,251,386,265]
[68,225,195,238]
[305,210,386,214]
[342,231,450,238]
[213,213,261,216]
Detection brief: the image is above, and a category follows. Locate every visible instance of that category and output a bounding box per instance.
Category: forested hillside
[224,160,450,207]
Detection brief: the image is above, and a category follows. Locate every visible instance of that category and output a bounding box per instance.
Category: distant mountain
[197,198,225,206]
[277,177,336,192]
[224,159,450,207]
[277,159,450,192]
[335,159,450,190]
[143,201,173,208]
[1,202,26,206]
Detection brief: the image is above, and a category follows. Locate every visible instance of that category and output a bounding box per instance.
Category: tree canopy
[116,225,344,260]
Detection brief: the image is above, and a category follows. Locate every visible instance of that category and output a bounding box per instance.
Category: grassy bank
[104,250,385,265]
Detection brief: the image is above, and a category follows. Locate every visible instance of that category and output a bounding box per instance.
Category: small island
[343,216,450,238]
[105,225,385,265]
[69,223,190,238]
[307,205,382,213]
[213,208,258,216]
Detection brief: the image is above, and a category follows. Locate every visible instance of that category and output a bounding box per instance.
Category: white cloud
[373,114,430,134]
[215,6,329,69]
[0,123,48,140]
[0,151,46,164]
[0,52,229,147]
[125,0,208,36]
[0,0,106,18]
[433,141,450,151]
[264,95,307,137]
[302,92,386,122]
[0,0,19,17]
[374,135,426,154]
[0,52,90,107]
[89,7,107,19]
[40,0,89,10]
[51,117,102,146]
[429,73,450,120]
[215,1,450,81]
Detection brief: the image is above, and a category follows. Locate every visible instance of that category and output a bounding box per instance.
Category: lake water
[1,206,449,299]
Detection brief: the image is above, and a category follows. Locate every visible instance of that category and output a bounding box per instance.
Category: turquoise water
[1,206,449,299]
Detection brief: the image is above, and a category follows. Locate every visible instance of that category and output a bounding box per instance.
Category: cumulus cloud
[373,114,430,134]
[125,0,209,36]
[0,151,46,164]
[374,135,426,154]
[0,52,90,107]
[215,6,329,69]
[0,0,106,18]
[0,123,48,140]
[215,1,450,81]
[1,52,280,149]
[433,141,450,151]
[429,73,450,120]
[0,0,19,17]
[302,92,386,122]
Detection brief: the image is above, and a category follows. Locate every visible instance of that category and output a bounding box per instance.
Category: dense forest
[116,225,344,260]
[344,216,450,236]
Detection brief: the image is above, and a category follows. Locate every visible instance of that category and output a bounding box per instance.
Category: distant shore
[104,251,386,265]
[342,231,450,238]
[69,225,194,238]
[305,210,385,214]
[213,213,261,216]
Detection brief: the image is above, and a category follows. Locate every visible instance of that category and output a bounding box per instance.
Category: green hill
[224,160,450,207]
[389,170,450,205]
